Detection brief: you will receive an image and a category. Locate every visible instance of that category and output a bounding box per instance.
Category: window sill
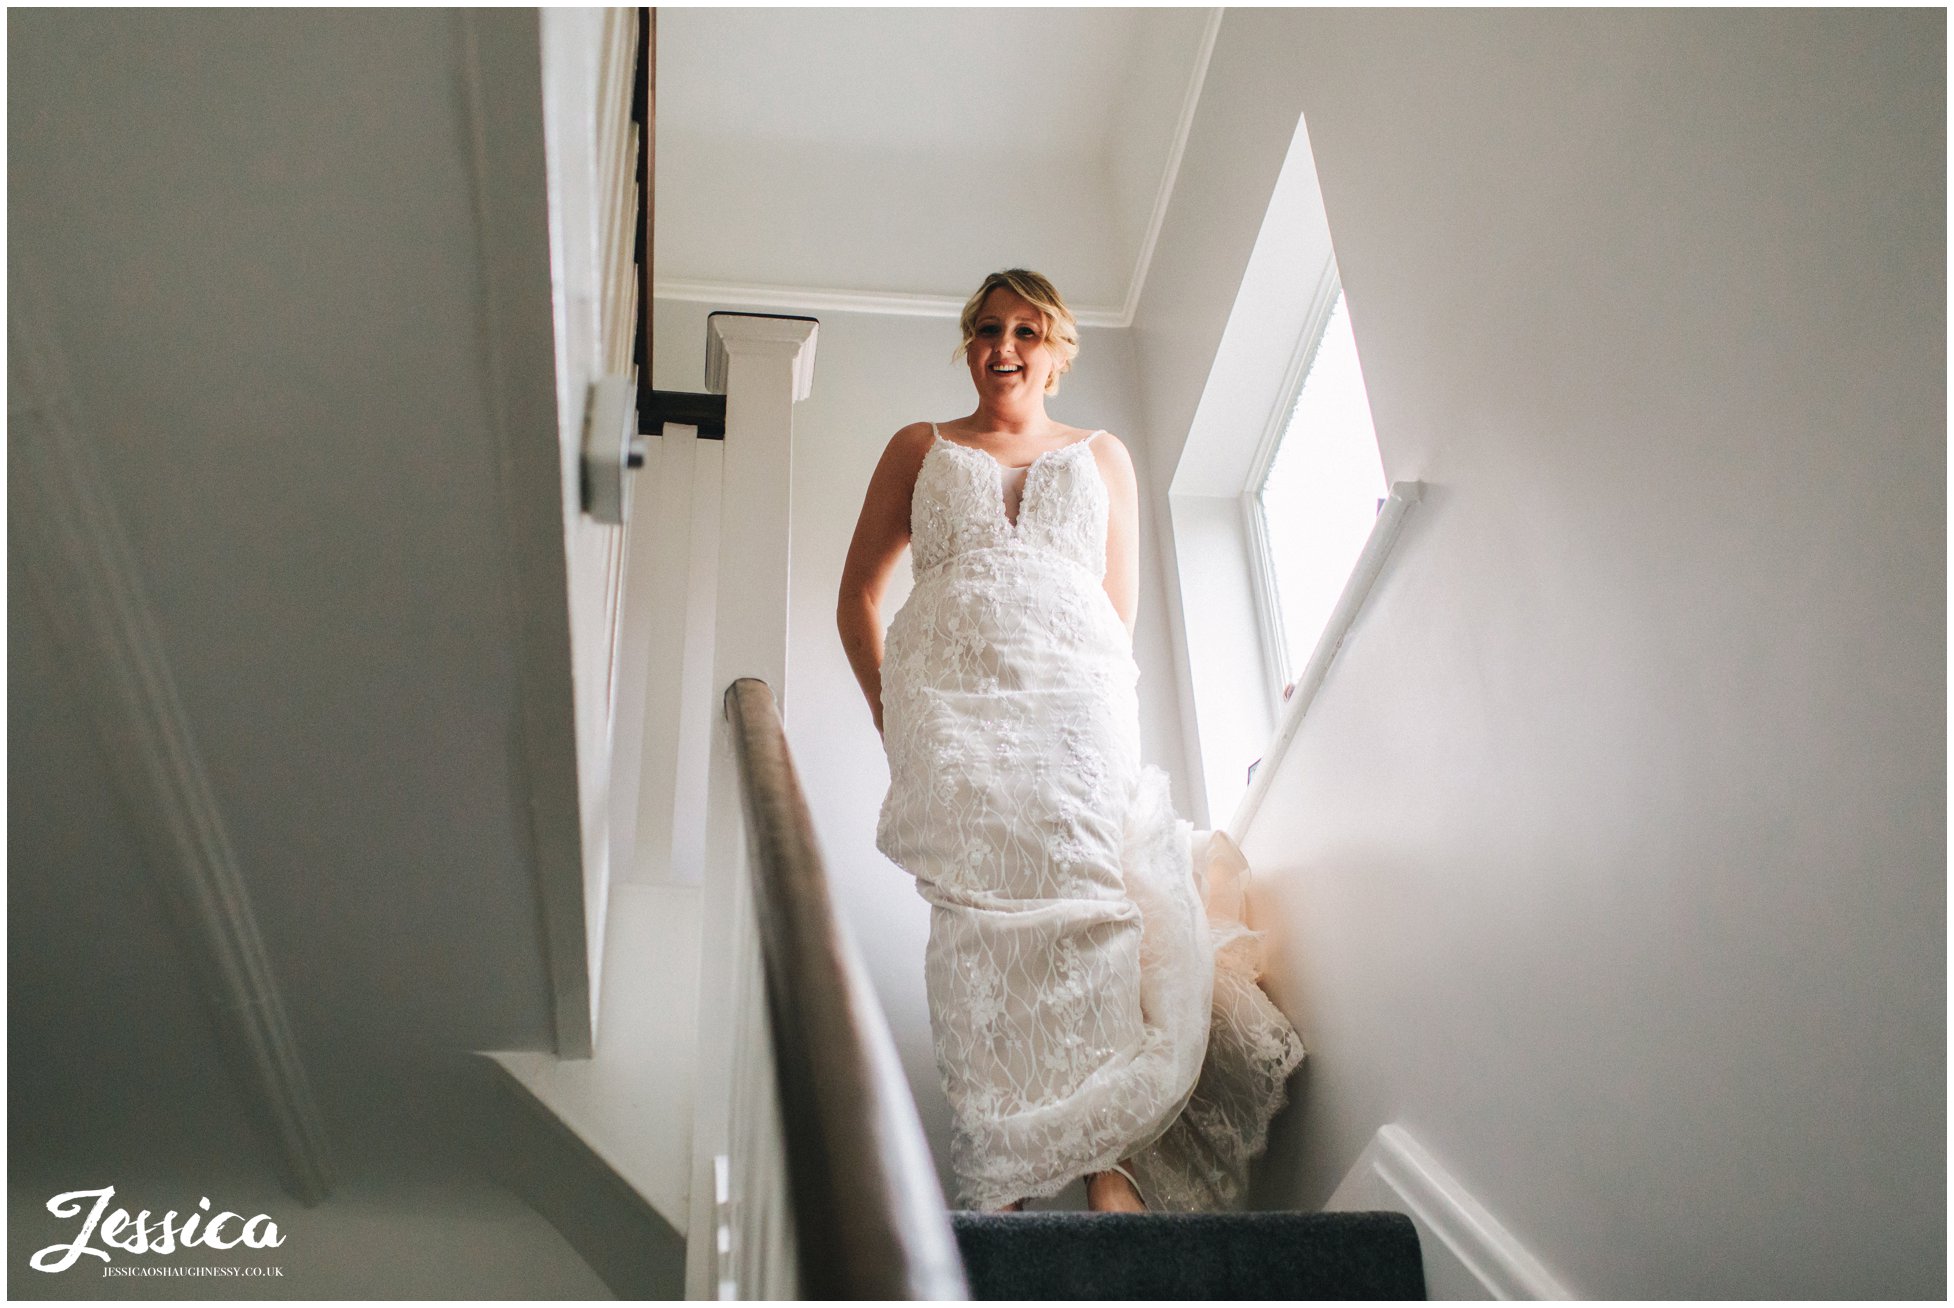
[1230,480,1423,837]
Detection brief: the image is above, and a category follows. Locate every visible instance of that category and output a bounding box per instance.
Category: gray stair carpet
[951,1209,1425,1301]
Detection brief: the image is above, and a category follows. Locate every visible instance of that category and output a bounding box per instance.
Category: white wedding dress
[875,424,1305,1212]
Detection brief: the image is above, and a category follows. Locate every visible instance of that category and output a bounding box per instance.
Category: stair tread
[950,1209,1425,1301]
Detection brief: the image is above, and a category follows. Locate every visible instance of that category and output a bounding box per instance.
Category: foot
[990,1199,1025,1214]
[1085,1168,1145,1213]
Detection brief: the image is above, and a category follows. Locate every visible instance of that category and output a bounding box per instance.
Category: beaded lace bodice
[908,428,1109,578]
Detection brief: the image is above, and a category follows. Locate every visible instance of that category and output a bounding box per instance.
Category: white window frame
[1241,262,1344,706]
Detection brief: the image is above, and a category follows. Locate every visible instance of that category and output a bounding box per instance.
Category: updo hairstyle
[953,269,1081,396]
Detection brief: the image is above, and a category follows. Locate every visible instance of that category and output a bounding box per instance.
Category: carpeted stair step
[951,1209,1425,1300]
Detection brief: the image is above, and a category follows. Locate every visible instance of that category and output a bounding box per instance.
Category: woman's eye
[1016,326,1038,339]
[977,324,1000,337]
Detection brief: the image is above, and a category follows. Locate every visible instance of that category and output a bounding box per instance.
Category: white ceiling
[654,7,1218,323]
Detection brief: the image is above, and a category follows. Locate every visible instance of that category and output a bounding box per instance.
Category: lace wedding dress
[875,424,1305,1212]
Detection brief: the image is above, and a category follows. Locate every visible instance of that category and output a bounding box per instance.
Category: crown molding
[1118,7,1224,327]
[9,260,335,1205]
[656,278,1128,329]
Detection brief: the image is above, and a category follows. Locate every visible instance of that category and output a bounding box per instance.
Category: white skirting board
[1323,1125,1574,1300]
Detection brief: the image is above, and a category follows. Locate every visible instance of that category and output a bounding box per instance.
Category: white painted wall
[7,0,564,1074]
[1138,8,1941,1298]
[651,296,1190,1193]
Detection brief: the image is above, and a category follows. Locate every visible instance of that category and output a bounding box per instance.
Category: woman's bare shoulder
[881,421,937,467]
[1087,429,1137,479]
[861,422,936,502]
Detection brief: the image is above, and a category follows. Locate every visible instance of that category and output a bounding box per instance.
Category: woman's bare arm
[1092,433,1141,634]
[837,423,934,734]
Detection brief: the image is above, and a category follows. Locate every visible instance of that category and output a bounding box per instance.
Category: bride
[837,269,1301,1214]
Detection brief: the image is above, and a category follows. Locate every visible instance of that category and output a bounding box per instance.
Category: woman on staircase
[838,269,1303,1214]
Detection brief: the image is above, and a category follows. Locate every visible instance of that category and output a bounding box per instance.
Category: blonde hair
[954,269,1081,395]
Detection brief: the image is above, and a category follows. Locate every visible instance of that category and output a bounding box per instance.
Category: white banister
[686,313,819,1301]
[1231,479,1425,837]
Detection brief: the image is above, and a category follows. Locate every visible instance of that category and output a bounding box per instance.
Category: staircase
[952,1210,1426,1301]
[473,18,1424,1298]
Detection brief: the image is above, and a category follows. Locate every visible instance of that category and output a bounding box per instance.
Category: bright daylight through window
[1252,286,1385,698]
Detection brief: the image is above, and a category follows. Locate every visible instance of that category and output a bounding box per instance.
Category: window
[1162,111,1396,826]
[1247,279,1385,701]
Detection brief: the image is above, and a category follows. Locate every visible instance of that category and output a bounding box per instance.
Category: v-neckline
[931,426,1098,532]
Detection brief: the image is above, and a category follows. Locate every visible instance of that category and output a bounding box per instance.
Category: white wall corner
[1116,7,1224,330]
[1325,1124,1574,1300]
[484,880,702,1234]
[465,4,595,1059]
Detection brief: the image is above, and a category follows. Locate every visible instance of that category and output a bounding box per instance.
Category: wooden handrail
[722,678,969,1300]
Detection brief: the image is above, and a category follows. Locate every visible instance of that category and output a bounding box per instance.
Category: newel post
[700,313,818,695]
[688,312,818,1300]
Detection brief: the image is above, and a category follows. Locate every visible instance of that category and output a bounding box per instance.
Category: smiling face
[966,287,1057,400]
